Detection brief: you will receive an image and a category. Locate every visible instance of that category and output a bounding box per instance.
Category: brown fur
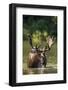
[28,52,41,68]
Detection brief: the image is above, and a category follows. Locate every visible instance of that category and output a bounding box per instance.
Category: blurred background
[23,15,57,75]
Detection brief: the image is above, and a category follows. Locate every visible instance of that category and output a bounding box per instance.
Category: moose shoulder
[28,51,41,68]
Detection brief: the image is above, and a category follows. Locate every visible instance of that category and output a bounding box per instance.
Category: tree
[23,15,57,41]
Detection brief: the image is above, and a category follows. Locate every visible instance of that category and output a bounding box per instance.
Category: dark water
[23,65,57,75]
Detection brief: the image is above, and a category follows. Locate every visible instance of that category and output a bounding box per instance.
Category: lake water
[23,64,57,75]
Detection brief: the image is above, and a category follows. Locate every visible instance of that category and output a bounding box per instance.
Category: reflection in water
[29,68,44,74]
[23,65,57,75]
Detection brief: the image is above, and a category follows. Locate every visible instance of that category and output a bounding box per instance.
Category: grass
[23,41,31,63]
[23,40,57,75]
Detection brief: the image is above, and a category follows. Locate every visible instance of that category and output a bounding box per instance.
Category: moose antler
[28,34,41,50]
[28,35,33,48]
[46,36,54,49]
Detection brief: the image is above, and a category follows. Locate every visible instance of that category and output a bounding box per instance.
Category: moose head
[28,35,55,68]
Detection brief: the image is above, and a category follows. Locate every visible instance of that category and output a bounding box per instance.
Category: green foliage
[32,31,41,46]
[23,15,57,38]
[23,41,31,63]
[23,29,29,40]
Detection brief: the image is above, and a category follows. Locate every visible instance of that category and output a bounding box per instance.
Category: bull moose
[28,35,55,68]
